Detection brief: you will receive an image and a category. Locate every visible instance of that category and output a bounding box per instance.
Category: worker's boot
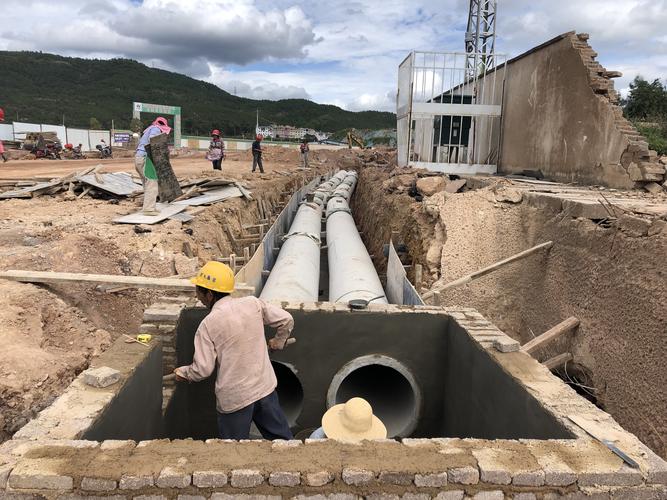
[1,153,7,163]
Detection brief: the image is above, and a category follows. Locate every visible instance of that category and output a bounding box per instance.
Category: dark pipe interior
[272,361,304,426]
[333,364,416,438]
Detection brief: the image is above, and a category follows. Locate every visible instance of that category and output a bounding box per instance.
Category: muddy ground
[353,166,667,459]
[0,146,347,441]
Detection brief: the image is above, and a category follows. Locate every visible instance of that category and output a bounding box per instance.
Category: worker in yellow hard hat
[174,261,295,440]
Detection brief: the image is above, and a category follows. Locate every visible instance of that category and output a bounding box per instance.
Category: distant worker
[174,261,294,440]
[309,397,387,442]
[134,116,171,215]
[300,139,310,169]
[207,129,225,171]
[251,134,264,173]
[0,107,7,162]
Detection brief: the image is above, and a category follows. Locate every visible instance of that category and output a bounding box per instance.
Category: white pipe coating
[326,173,388,305]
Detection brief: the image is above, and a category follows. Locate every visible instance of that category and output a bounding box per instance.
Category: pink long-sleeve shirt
[177,295,294,413]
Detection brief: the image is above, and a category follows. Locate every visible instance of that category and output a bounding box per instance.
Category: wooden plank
[172,186,244,206]
[0,270,195,291]
[422,241,553,301]
[522,317,580,355]
[114,202,186,225]
[543,352,574,370]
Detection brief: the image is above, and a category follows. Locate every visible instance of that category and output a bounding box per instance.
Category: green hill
[0,51,396,135]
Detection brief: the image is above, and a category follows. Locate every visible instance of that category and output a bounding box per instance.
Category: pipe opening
[272,361,304,427]
[327,355,420,438]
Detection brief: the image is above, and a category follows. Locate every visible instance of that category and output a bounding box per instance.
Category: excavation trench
[70,168,582,443]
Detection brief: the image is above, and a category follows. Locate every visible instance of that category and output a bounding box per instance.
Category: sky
[1,0,666,112]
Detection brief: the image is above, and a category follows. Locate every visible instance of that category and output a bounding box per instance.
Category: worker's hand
[173,367,189,382]
[268,338,287,351]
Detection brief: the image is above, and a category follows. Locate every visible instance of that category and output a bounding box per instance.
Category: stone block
[479,465,511,485]
[8,466,73,490]
[417,176,447,197]
[618,214,651,237]
[512,469,545,487]
[0,462,14,489]
[177,496,207,500]
[648,219,667,237]
[493,337,520,353]
[59,496,126,500]
[139,323,160,334]
[271,440,303,450]
[472,492,504,500]
[212,496,281,500]
[610,485,667,499]
[143,305,182,322]
[100,440,136,451]
[414,471,448,487]
[81,477,117,491]
[401,438,433,448]
[447,466,479,485]
[304,470,334,486]
[578,466,643,487]
[269,471,300,487]
[401,494,430,500]
[119,474,154,489]
[291,495,358,500]
[513,494,537,500]
[193,470,228,487]
[434,492,465,500]
[134,496,167,500]
[342,467,375,485]
[156,466,191,488]
[230,469,264,488]
[378,471,413,485]
[366,495,399,500]
[83,366,122,388]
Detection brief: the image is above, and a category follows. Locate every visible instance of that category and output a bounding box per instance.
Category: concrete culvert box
[165,305,574,441]
[327,355,420,438]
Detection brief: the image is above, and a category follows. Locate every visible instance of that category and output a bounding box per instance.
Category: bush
[635,123,667,155]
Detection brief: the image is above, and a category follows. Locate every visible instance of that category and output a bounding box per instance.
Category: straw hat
[322,397,387,442]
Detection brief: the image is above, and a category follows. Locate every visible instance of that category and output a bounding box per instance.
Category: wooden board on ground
[114,202,186,225]
[0,180,63,199]
[77,172,143,196]
[173,186,244,206]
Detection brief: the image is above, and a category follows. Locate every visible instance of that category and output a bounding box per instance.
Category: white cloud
[0,0,665,112]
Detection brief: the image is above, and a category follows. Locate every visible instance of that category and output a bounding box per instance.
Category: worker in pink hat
[134,117,172,215]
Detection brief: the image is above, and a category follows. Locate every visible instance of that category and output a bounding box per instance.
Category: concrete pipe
[313,170,348,206]
[327,355,421,438]
[260,201,323,302]
[326,191,387,305]
[272,361,304,427]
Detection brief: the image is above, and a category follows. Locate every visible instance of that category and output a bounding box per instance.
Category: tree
[129,118,143,133]
[89,117,102,130]
[624,76,667,121]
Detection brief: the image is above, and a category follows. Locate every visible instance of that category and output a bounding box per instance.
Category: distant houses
[255,124,329,142]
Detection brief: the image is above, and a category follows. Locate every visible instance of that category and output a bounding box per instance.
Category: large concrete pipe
[327,355,421,437]
[260,201,323,302]
[326,172,388,304]
[271,361,304,426]
[313,170,348,206]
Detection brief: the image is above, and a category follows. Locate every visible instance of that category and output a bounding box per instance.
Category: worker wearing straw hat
[309,397,387,442]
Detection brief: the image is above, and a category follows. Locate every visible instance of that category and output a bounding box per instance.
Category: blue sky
[1,0,666,111]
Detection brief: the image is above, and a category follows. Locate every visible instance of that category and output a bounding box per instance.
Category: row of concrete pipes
[260,171,388,305]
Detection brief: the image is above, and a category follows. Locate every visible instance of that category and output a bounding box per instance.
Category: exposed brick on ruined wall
[570,33,666,184]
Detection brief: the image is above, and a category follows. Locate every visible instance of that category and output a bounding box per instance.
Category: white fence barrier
[0,122,111,151]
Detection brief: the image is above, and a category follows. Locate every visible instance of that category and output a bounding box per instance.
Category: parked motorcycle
[96,142,112,159]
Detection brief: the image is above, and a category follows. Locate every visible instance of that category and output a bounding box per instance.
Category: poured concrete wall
[167,305,570,440]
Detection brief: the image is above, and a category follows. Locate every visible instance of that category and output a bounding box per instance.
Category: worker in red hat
[0,107,7,163]
[251,134,264,173]
[207,129,224,171]
[134,116,172,215]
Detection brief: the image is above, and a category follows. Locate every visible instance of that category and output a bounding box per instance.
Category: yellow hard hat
[191,261,235,293]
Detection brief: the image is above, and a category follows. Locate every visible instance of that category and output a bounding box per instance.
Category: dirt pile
[353,166,667,459]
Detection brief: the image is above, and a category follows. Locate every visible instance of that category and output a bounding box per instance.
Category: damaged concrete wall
[496,32,665,188]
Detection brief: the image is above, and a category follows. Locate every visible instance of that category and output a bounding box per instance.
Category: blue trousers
[217,390,292,440]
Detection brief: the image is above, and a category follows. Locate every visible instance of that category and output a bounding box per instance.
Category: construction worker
[309,397,387,442]
[207,129,224,171]
[0,108,7,162]
[174,261,294,440]
[300,139,310,169]
[135,117,171,215]
[251,134,264,173]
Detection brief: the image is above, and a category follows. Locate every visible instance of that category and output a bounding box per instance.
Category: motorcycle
[96,143,113,159]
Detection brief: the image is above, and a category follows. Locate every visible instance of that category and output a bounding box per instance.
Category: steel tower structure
[464,0,497,79]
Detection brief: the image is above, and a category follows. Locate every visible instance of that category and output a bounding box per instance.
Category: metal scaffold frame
[396,50,507,174]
